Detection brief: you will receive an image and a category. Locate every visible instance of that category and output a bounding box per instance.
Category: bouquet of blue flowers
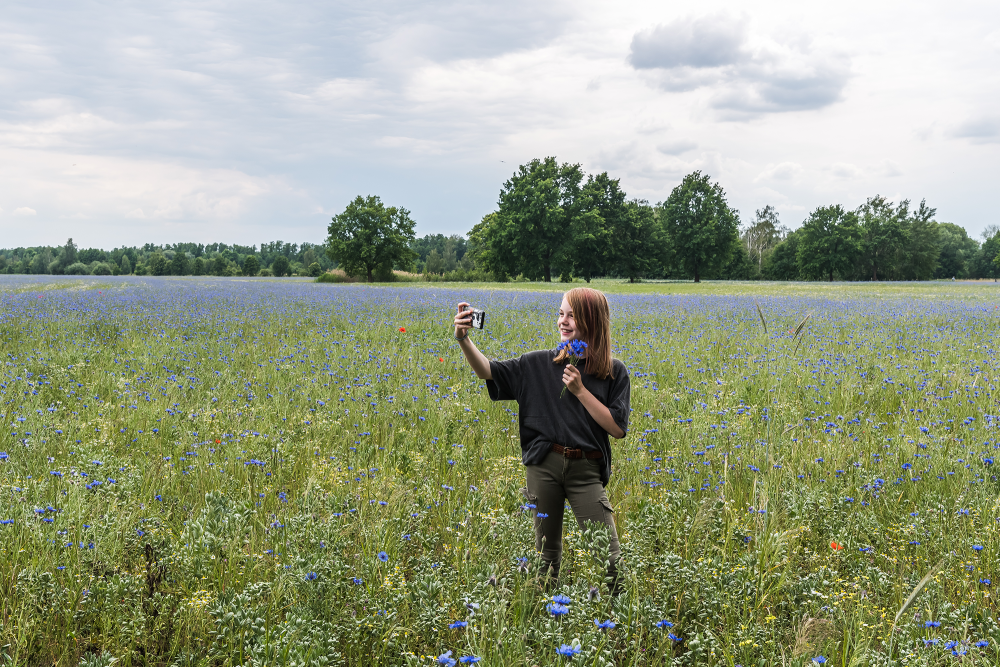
[557,339,588,398]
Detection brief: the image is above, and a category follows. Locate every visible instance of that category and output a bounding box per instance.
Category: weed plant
[1,276,998,666]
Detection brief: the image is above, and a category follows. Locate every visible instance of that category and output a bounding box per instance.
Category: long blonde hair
[553,287,614,379]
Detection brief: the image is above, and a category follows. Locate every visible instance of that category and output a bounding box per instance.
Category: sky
[1,0,998,249]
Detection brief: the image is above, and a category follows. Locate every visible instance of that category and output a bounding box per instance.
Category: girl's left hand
[562,364,583,396]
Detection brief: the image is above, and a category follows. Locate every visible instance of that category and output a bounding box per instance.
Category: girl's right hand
[454,302,472,339]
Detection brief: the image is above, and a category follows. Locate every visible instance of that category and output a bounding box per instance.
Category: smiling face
[557,296,577,342]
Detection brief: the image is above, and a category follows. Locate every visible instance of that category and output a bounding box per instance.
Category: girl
[453,288,630,588]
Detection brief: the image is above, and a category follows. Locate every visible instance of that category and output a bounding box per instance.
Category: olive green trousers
[523,450,621,581]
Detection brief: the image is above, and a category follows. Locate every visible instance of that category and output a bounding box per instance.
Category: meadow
[1,275,998,667]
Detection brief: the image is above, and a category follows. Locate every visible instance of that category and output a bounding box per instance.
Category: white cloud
[952,116,1000,143]
[14,207,37,216]
[629,14,850,116]
[754,161,803,182]
[830,163,864,179]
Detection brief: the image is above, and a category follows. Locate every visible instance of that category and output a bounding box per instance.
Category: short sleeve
[607,362,630,434]
[486,357,522,401]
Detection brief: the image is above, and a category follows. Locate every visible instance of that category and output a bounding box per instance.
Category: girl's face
[557,296,576,342]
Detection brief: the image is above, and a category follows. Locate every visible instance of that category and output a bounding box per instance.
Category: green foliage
[242,255,260,277]
[119,254,132,275]
[326,195,417,282]
[90,262,113,276]
[487,157,585,282]
[170,251,190,276]
[897,200,940,281]
[797,205,862,281]
[148,253,169,276]
[308,261,322,277]
[762,230,801,280]
[64,262,90,275]
[935,223,978,279]
[660,171,740,282]
[858,196,909,281]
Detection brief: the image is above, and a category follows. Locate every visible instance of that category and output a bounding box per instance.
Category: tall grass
[0,276,997,666]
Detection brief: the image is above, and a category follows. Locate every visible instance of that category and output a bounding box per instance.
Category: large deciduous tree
[742,205,786,274]
[660,171,739,282]
[935,223,979,279]
[495,157,585,282]
[897,199,940,281]
[858,196,908,281]
[797,205,862,282]
[326,195,417,283]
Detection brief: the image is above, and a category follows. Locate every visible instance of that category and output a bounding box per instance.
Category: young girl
[453,288,630,587]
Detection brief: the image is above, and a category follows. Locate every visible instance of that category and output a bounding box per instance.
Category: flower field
[1,276,999,666]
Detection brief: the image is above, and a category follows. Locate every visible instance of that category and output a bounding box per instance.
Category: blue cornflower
[594,619,615,630]
[547,603,570,617]
[975,640,989,648]
[436,650,456,667]
[668,633,683,642]
[305,572,318,581]
[972,545,984,551]
[655,620,674,629]
[812,658,826,665]
[925,621,940,628]
[352,577,363,585]
[448,621,467,629]
[551,594,572,604]
[537,512,549,518]
[980,578,991,586]
[458,658,480,664]
[377,551,389,562]
[556,644,581,657]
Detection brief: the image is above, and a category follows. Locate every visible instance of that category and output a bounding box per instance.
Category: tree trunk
[693,264,700,283]
[544,263,551,282]
[829,270,833,282]
[629,276,635,283]
[367,266,373,282]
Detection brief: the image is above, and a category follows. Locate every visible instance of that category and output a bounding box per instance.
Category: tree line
[6,159,997,283]
[0,240,334,277]
[327,158,999,283]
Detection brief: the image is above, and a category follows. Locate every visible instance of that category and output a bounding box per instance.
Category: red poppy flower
[830,541,843,551]
[399,327,406,332]
[215,439,221,444]
[439,357,444,362]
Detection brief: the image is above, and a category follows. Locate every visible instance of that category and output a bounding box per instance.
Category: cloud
[952,117,1000,143]
[14,207,37,216]
[830,162,863,179]
[657,140,697,155]
[629,14,747,69]
[754,162,802,182]
[629,14,850,116]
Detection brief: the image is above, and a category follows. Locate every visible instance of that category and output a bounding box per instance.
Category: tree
[935,223,978,279]
[243,255,260,276]
[119,254,133,275]
[271,255,290,277]
[308,262,322,277]
[148,253,169,276]
[858,196,908,280]
[660,171,740,282]
[60,238,78,268]
[897,200,940,280]
[192,257,205,276]
[170,251,190,276]
[572,172,619,281]
[797,205,862,282]
[762,229,802,280]
[425,249,444,275]
[742,205,784,274]
[492,157,586,282]
[468,212,516,281]
[608,199,665,282]
[326,195,417,282]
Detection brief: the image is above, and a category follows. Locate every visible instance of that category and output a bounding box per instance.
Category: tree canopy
[659,171,739,282]
[326,195,417,282]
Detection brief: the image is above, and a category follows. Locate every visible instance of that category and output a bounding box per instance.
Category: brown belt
[552,443,603,460]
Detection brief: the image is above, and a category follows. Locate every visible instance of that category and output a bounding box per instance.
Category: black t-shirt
[486,349,630,486]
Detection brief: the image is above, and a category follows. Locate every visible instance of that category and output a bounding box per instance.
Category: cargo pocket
[599,498,615,514]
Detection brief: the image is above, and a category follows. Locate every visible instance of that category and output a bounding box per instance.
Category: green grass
[0,276,998,666]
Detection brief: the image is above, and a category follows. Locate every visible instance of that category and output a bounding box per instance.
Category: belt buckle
[565,447,582,459]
